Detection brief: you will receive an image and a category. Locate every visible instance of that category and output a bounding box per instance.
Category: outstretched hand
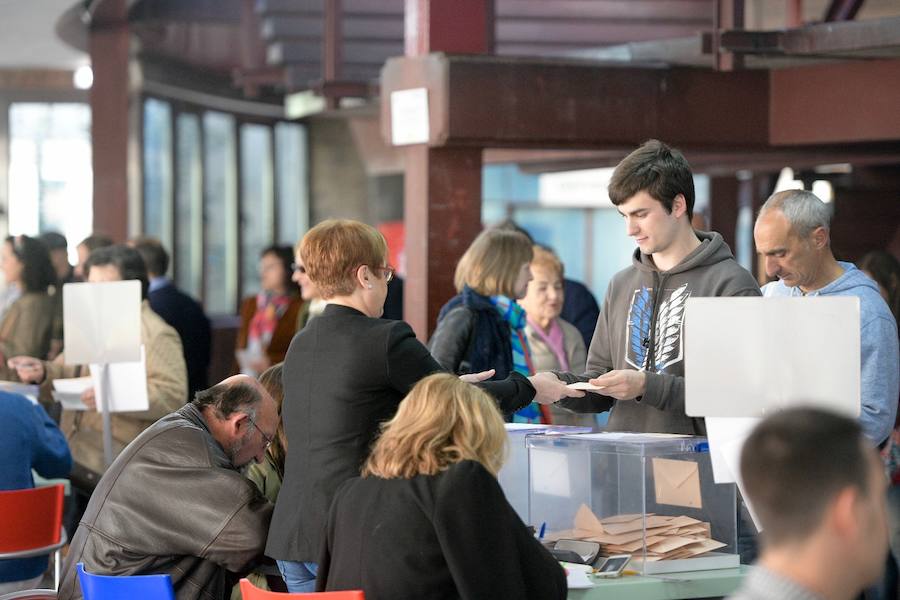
[589,369,646,400]
[459,369,495,384]
[7,356,45,384]
[528,371,585,405]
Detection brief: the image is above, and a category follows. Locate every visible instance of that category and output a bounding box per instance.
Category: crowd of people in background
[0,138,897,600]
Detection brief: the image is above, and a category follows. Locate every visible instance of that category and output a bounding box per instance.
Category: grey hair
[757,190,833,238]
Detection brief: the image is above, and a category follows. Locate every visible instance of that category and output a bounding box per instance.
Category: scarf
[491,295,545,423]
[248,292,292,348]
[527,317,570,372]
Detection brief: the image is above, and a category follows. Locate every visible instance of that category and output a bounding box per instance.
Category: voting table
[567,565,748,599]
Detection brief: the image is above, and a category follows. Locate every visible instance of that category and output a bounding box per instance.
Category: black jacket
[266,304,535,563]
[318,460,567,600]
[429,287,513,380]
[148,282,211,401]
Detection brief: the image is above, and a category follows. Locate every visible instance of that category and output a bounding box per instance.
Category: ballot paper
[63,280,142,365]
[52,376,94,410]
[652,458,702,509]
[566,382,606,391]
[88,346,149,413]
[705,417,760,483]
[684,296,860,418]
[548,504,726,561]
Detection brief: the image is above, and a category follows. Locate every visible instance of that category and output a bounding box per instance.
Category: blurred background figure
[235,245,302,376]
[519,245,594,427]
[429,228,541,422]
[291,242,326,328]
[73,234,113,281]
[316,373,566,599]
[859,250,900,323]
[132,237,211,402]
[0,390,71,594]
[0,235,58,367]
[39,231,75,286]
[493,220,599,349]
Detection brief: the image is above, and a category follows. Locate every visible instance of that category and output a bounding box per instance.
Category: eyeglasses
[371,265,395,283]
[290,263,306,274]
[247,415,274,451]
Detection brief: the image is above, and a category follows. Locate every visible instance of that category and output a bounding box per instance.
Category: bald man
[58,375,277,600]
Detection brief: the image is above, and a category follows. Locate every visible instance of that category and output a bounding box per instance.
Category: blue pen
[538,522,546,539]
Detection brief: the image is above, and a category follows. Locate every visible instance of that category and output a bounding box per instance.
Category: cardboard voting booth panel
[685,296,860,419]
[63,281,142,365]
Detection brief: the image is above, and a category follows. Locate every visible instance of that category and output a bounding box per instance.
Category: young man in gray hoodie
[754,189,899,446]
[552,140,760,435]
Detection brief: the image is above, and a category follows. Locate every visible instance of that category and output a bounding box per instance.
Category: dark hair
[78,234,114,253]
[262,245,300,294]
[858,250,900,324]
[258,363,286,477]
[608,139,695,220]
[740,407,871,546]
[192,381,263,420]
[130,237,170,278]
[38,231,68,252]
[6,235,56,293]
[84,245,149,300]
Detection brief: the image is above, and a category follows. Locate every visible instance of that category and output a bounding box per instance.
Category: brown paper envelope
[652,457,703,509]
[674,524,711,537]
[645,525,679,537]
[586,529,646,545]
[666,515,702,528]
[599,513,647,524]
[608,536,668,553]
[574,504,606,534]
[603,515,673,535]
[680,538,727,557]
[647,535,700,554]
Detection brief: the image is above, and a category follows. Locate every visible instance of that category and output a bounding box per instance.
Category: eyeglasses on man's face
[371,265,395,283]
[247,414,274,451]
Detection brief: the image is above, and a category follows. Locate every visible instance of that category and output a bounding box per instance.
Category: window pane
[8,103,92,263]
[142,98,173,250]
[175,113,203,299]
[202,111,238,314]
[239,123,274,298]
[274,122,308,245]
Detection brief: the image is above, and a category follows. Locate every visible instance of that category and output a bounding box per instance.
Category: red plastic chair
[0,485,67,590]
[239,579,364,599]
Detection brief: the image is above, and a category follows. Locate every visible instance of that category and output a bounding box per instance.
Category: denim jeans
[276,560,318,593]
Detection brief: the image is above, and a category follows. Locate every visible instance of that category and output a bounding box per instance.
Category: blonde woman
[429,228,543,422]
[316,373,566,599]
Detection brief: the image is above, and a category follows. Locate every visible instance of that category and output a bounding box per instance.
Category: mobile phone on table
[594,554,632,578]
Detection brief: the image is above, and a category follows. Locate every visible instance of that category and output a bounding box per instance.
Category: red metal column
[89,20,130,242]
[401,0,493,339]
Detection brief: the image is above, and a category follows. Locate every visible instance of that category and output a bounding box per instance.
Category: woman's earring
[367,284,373,289]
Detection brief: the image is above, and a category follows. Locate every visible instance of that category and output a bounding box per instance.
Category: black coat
[266,304,534,563]
[318,460,567,600]
[148,282,211,402]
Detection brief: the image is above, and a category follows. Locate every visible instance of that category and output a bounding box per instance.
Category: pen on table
[538,522,546,540]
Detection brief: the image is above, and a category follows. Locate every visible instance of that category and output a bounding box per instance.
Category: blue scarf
[491,295,542,423]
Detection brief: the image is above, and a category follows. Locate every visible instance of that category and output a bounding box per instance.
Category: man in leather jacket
[57,375,277,600]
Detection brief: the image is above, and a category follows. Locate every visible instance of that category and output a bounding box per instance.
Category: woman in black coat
[317,373,567,600]
[265,219,575,593]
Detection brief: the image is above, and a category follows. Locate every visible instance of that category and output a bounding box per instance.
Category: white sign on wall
[390,88,430,146]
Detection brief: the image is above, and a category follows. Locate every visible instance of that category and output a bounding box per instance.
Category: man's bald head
[192,375,279,467]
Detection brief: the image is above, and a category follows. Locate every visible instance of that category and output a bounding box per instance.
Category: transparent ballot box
[527,432,738,574]
[498,424,593,524]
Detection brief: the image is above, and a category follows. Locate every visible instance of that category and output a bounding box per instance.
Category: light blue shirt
[762,261,899,445]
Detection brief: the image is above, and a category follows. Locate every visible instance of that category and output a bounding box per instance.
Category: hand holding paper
[589,369,646,400]
[530,372,585,404]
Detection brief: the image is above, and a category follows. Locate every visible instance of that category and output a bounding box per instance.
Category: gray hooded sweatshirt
[557,230,760,435]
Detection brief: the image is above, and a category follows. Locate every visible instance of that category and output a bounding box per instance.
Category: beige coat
[50,302,188,478]
[525,317,596,428]
[0,291,56,361]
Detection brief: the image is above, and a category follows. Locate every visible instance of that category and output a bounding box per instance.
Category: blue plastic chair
[76,563,175,600]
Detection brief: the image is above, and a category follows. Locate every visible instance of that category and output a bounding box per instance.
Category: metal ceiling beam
[381,54,770,150]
